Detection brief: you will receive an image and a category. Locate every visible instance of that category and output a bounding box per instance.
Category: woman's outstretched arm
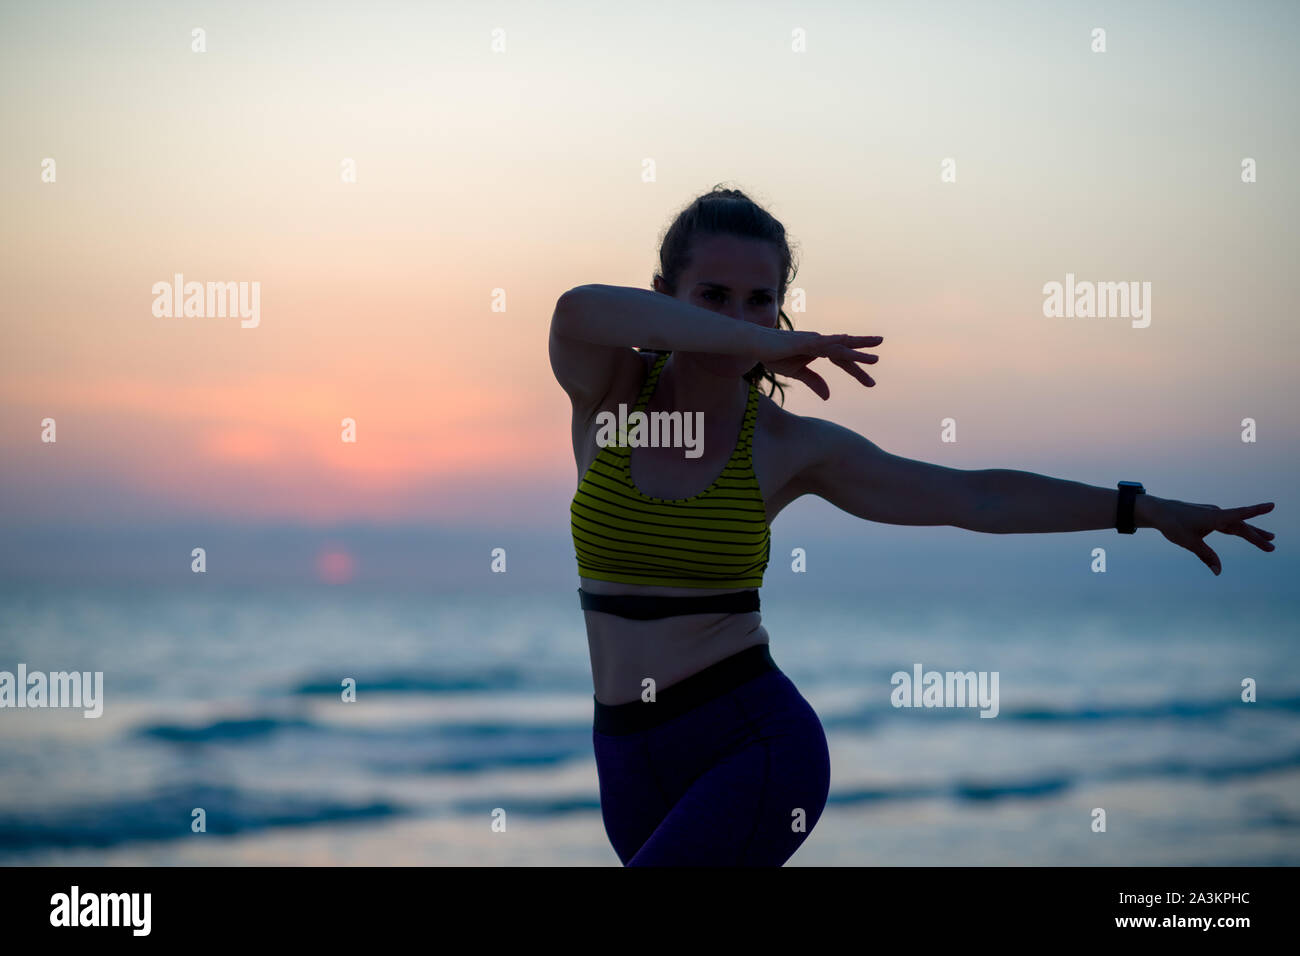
[793,417,1276,576]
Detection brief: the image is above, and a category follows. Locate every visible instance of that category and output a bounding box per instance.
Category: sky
[1,0,1295,583]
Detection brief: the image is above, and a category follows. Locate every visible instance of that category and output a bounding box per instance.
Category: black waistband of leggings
[593,642,778,735]
[577,587,760,620]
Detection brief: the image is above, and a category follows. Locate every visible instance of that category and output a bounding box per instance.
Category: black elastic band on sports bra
[577,587,760,620]
[593,642,779,735]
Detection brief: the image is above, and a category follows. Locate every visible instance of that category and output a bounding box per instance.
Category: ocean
[1,581,1297,865]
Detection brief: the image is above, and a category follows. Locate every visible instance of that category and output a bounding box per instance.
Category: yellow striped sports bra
[570,351,771,589]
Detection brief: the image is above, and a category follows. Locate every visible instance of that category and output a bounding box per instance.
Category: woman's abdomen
[583,607,770,706]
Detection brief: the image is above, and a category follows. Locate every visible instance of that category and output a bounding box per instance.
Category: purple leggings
[591,644,831,866]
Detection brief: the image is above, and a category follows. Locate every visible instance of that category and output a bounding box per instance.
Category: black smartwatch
[1116,481,1145,534]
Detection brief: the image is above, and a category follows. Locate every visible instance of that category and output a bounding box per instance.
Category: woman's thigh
[592,729,673,865]
[591,683,741,864]
[593,670,831,866]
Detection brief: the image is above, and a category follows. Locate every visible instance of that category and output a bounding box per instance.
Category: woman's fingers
[830,350,876,386]
[841,347,880,365]
[802,334,881,360]
[1251,531,1276,551]
[763,332,881,366]
[761,333,883,394]
[1225,502,1275,521]
[821,339,880,387]
[1214,502,1273,525]
[1159,499,1276,574]
[1188,538,1222,575]
[823,338,881,363]
[792,366,830,400]
[1227,520,1276,551]
[1216,503,1277,551]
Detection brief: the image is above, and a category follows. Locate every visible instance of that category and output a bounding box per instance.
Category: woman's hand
[1144,498,1276,575]
[755,330,884,400]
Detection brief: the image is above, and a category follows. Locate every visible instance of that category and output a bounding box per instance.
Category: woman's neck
[655,351,750,418]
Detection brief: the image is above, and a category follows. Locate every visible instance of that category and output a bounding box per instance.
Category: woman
[548,185,1276,866]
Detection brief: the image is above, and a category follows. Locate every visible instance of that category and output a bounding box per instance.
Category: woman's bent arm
[549,284,882,408]
[552,284,779,356]
[548,284,779,413]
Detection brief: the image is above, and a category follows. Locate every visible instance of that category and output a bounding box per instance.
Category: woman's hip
[592,648,830,799]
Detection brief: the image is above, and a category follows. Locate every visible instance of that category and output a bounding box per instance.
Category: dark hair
[648,184,799,405]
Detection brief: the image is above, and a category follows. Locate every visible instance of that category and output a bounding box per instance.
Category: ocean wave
[136,714,594,773]
[290,667,580,696]
[0,783,400,853]
[140,717,314,742]
[827,748,1300,806]
[820,693,1300,730]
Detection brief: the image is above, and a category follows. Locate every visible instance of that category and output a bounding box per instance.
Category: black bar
[0,865,1281,940]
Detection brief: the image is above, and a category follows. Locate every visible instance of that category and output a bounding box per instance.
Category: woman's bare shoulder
[755,391,853,446]
[752,392,864,515]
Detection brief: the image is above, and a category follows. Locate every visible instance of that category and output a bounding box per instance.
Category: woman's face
[656,233,783,378]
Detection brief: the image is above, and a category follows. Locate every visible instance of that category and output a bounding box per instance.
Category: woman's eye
[702,290,770,305]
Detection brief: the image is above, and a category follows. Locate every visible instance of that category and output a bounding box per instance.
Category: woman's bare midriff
[581,576,770,705]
